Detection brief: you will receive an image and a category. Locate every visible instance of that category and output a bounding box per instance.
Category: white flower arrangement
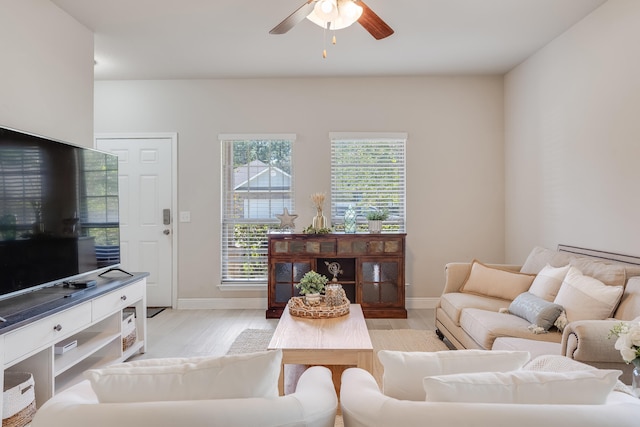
[610,321,640,366]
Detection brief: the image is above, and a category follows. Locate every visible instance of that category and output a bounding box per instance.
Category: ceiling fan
[269,0,394,40]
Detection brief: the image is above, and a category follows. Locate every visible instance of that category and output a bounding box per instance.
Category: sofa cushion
[460,308,562,349]
[84,349,282,403]
[439,292,511,326]
[508,292,564,331]
[554,267,624,322]
[520,246,558,275]
[550,253,627,286]
[528,264,571,301]
[378,349,530,401]
[614,277,640,321]
[422,369,621,404]
[461,260,535,301]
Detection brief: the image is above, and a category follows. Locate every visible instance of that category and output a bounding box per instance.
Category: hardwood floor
[135,308,436,361]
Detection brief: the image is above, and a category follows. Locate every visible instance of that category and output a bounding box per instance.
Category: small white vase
[304,293,321,306]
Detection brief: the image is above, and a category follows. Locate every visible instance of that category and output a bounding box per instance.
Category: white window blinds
[330,132,407,232]
[220,134,295,284]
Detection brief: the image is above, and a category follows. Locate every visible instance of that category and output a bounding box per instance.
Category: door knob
[163,229,170,235]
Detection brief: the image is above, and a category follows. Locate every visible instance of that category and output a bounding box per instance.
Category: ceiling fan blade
[356,1,394,40]
[269,0,317,35]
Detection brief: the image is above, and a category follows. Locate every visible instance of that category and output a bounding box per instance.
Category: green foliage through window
[221,135,295,283]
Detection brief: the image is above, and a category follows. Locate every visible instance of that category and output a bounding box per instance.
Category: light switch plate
[179,211,191,222]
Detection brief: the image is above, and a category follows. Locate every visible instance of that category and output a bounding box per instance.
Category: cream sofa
[31,362,338,427]
[340,364,640,427]
[340,351,640,427]
[435,245,640,384]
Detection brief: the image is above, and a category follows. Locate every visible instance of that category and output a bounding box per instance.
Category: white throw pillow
[460,260,535,301]
[378,349,530,401]
[84,349,282,403]
[553,266,623,322]
[423,369,621,404]
[528,264,570,301]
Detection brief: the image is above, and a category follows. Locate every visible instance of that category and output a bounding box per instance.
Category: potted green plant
[295,270,329,305]
[365,208,388,233]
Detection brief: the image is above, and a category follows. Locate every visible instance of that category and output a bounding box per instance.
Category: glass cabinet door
[361,261,400,304]
[274,261,311,303]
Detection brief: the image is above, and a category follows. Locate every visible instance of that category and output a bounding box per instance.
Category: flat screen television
[0,126,120,300]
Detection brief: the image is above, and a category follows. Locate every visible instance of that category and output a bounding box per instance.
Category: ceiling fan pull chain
[323,29,327,58]
[323,22,331,58]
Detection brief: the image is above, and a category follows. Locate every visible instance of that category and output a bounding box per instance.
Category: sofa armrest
[561,319,622,362]
[442,263,473,294]
[442,262,522,295]
[562,319,636,384]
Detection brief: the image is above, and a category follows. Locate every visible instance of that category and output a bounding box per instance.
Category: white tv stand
[0,273,148,420]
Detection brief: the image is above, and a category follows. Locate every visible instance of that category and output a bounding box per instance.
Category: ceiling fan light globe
[306,0,362,30]
[320,0,335,14]
[330,6,362,29]
[311,0,339,23]
[342,1,363,19]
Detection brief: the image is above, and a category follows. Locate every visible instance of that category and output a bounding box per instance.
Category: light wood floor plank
[136,308,435,361]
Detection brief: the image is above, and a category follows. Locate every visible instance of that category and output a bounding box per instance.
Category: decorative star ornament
[275,208,298,230]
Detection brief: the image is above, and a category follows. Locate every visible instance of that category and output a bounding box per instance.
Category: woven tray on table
[288,296,350,319]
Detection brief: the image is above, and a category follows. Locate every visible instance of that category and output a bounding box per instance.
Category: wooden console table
[266,233,407,318]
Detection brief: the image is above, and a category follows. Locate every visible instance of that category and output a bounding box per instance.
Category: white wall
[504,0,640,263]
[94,76,505,303]
[0,0,94,146]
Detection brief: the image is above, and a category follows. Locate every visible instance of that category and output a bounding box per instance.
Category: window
[80,150,120,267]
[0,145,43,234]
[330,132,407,232]
[220,134,295,285]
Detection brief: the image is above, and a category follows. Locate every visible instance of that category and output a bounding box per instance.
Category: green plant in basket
[295,271,329,295]
[365,208,389,221]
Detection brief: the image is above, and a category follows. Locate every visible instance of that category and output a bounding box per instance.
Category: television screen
[0,126,120,300]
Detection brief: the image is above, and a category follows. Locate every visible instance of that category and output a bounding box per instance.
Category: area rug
[226,328,275,354]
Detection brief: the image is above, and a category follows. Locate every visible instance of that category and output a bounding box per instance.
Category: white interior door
[96,134,176,307]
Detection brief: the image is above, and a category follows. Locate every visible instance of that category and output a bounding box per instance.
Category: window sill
[218,282,267,292]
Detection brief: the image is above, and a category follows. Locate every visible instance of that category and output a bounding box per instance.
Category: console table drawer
[4,302,92,363]
[92,280,145,320]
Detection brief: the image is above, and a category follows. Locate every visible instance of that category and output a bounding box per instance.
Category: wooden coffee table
[268,303,373,395]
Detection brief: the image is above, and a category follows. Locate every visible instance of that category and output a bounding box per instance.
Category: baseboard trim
[405,297,440,309]
[177,298,266,310]
[177,297,440,310]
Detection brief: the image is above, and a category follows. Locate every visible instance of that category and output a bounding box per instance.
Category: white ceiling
[50,0,607,80]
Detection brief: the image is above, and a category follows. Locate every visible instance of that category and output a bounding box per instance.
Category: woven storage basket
[122,312,137,352]
[2,372,36,427]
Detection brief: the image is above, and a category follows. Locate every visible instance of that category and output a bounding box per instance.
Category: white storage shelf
[54,328,120,376]
[0,275,148,421]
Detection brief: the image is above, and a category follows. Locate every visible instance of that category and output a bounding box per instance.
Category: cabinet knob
[53,324,62,332]
[121,295,127,301]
